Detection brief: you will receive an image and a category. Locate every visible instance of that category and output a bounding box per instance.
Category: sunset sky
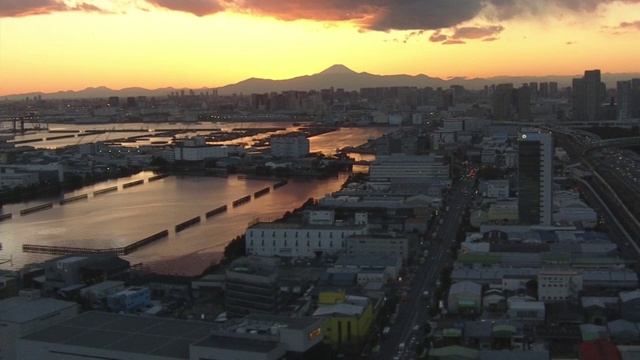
[1,0,639,96]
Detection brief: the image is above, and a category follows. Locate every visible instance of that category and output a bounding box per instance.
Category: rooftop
[0,297,77,324]
[20,311,211,359]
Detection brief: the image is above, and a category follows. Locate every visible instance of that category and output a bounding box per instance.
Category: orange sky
[1,0,639,96]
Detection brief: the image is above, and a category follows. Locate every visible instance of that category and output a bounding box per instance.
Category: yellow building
[313,290,376,352]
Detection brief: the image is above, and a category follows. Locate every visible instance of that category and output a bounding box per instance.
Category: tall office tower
[572,78,586,120]
[107,96,119,107]
[539,82,549,98]
[573,69,603,121]
[492,83,514,121]
[518,131,553,226]
[631,79,640,118]
[529,82,538,102]
[549,82,558,97]
[617,80,631,120]
[516,85,532,121]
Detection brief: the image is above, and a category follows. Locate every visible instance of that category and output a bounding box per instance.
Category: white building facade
[270,134,310,158]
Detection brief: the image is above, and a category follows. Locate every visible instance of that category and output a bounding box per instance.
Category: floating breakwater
[254,187,270,198]
[273,180,288,189]
[59,194,88,205]
[232,195,251,207]
[94,186,118,196]
[123,179,144,188]
[148,173,169,182]
[175,216,201,233]
[205,205,227,218]
[20,203,53,215]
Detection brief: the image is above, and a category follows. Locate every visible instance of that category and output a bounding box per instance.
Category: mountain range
[5,65,640,100]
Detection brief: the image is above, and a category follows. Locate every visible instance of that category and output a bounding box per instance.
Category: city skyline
[1,0,640,97]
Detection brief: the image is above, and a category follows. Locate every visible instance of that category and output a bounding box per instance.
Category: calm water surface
[0,124,397,274]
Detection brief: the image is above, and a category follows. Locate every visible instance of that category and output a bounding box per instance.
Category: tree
[223,235,246,262]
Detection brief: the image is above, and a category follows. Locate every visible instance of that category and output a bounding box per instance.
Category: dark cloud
[227,0,380,22]
[146,0,224,16]
[3,0,640,36]
[367,0,484,31]
[484,0,640,21]
[0,0,108,17]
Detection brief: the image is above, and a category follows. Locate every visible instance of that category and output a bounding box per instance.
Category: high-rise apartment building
[518,131,553,226]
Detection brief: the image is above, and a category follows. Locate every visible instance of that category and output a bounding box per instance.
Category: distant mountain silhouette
[3,65,640,100]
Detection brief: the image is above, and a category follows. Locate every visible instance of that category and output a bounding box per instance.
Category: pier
[22,230,169,256]
[0,213,12,222]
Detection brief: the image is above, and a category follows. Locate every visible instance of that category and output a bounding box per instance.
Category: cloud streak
[427,25,504,44]
[0,0,108,17]
[2,0,640,36]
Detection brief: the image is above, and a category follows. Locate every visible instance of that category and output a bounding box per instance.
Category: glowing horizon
[1,0,639,97]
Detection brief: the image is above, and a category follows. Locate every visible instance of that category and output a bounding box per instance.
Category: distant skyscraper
[617,80,631,120]
[572,69,603,121]
[492,83,514,121]
[549,82,558,97]
[518,131,553,226]
[539,82,549,98]
[107,96,119,107]
[529,82,538,102]
[516,85,532,121]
